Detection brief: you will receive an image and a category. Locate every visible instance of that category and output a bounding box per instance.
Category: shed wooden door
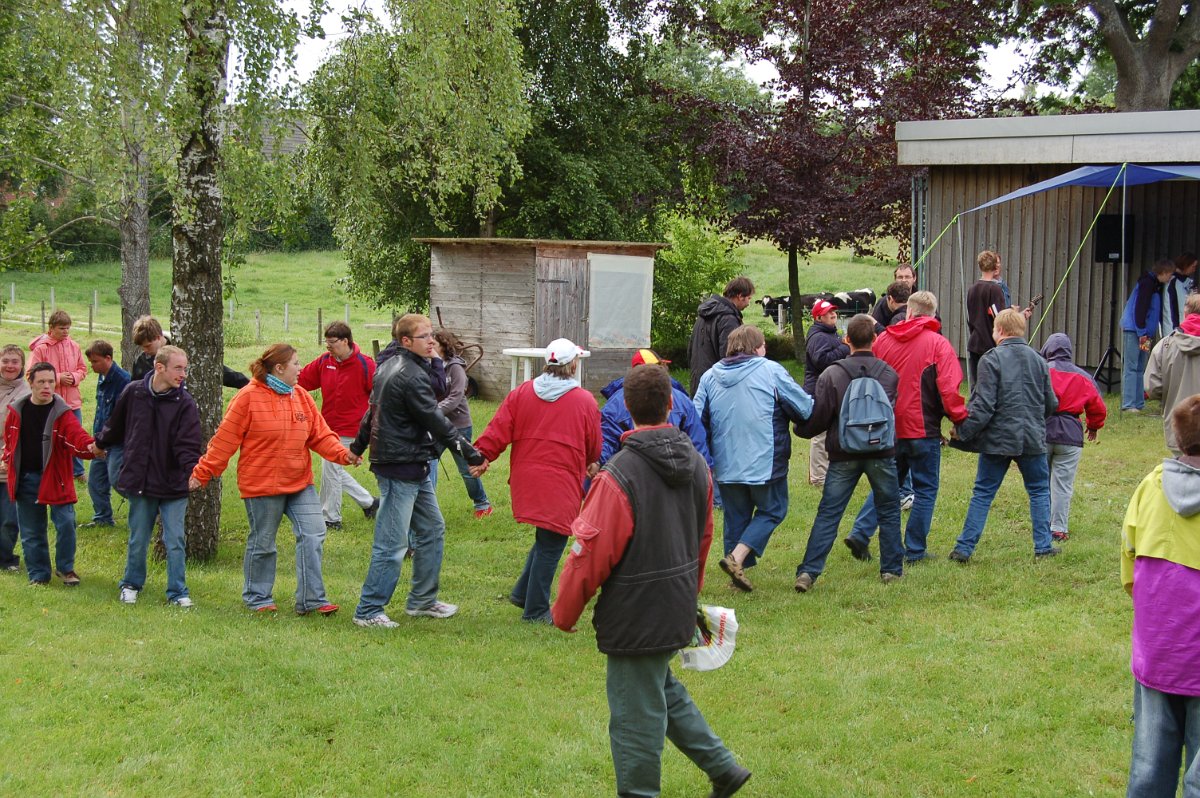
[534,256,588,348]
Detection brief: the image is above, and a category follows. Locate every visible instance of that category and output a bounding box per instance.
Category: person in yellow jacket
[1121,394,1200,797]
[191,343,361,615]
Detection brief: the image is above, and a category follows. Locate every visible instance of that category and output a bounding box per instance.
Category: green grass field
[0,249,1166,796]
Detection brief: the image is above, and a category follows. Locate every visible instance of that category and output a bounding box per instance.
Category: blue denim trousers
[1127,679,1200,798]
[15,471,76,582]
[718,477,788,569]
[70,408,84,477]
[87,444,124,524]
[798,457,903,580]
[243,485,330,612]
[122,495,188,601]
[1123,330,1150,410]
[952,452,1053,558]
[355,475,446,620]
[606,652,737,797]
[848,437,941,561]
[0,484,19,568]
[510,526,568,622]
[430,424,491,511]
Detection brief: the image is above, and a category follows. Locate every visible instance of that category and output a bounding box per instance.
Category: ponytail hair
[250,343,297,382]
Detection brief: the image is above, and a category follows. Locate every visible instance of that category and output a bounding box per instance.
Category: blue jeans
[952,452,1053,558]
[510,526,568,622]
[719,478,788,568]
[122,495,188,601]
[1128,679,1200,798]
[87,444,124,523]
[606,652,737,797]
[0,485,19,568]
[1123,330,1150,410]
[70,408,84,477]
[243,485,330,612]
[431,424,491,511]
[849,437,941,561]
[15,471,77,582]
[356,475,446,620]
[798,457,903,579]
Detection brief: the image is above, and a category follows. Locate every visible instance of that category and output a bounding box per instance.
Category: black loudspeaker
[1094,214,1134,264]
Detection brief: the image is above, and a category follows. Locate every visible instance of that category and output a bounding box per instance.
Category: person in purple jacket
[92,346,202,607]
[1122,394,1200,796]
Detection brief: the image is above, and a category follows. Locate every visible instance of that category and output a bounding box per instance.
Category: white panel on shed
[587,254,653,348]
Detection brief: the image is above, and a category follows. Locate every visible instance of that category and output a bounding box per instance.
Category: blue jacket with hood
[599,375,711,467]
[693,354,812,484]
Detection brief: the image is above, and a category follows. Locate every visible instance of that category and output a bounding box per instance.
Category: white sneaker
[353,613,400,628]
[900,494,915,512]
[119,586,139,604]
[405,601,458,619]
[169,596,194,608]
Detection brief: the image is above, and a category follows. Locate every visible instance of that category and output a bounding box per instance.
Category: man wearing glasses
[350,314,485,627]
[299,322,379,531]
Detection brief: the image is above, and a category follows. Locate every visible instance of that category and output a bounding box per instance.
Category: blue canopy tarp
[965,164,1200,214]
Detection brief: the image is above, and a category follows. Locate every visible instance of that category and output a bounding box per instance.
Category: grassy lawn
[0,249,1157,796]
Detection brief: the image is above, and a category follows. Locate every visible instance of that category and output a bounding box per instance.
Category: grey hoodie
[1162,457,1200,517]
[1146,321,1200,452]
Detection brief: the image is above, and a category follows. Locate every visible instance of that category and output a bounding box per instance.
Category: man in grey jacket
[1147,293,1200,454]
[950,308,1060,563]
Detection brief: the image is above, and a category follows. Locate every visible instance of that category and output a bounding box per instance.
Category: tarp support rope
[1030,164,1127,340]
[958,221,970,395]
[912,214,959,275]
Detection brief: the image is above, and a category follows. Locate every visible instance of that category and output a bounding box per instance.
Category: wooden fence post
[283,302,289,332]
[88,305,94,335]
[372,339,380,358]
[317,308,323,345]
[255,310,262,343]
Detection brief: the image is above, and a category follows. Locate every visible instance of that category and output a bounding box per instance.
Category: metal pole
[49,286,55,310]
[88,305,93,335]
[41,301,45,329]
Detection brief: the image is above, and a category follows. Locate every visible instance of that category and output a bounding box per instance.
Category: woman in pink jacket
[29,310,87,479]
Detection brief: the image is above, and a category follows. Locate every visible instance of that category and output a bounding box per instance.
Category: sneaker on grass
[353,613,400,628]
[170,596,194,608]
[119,586,139,604]
[405,601,458,619]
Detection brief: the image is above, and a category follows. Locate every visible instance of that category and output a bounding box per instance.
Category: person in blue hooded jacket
[1121,259,1174,412]
[694,324,812,592]
[598,349,711,468]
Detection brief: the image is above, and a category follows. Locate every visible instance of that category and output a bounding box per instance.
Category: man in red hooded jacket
[4,362,95,586]
[843,291,968,564]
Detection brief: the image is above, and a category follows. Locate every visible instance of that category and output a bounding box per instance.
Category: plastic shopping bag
[678,605,737,672]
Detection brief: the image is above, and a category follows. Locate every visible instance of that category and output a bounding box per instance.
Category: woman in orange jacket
[190,343,361,615]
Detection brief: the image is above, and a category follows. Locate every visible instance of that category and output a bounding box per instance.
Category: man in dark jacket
[83,339,130,527]
[794,315,902,592]
[687,276,754,395]
[869,264,915,326]
[873,281,911,333]
[350,314,484,628]
[552,364,751,798]
[950,309,1060,563]
[93,346,202,606]
[804,299,850,487]
[130,314,249,389]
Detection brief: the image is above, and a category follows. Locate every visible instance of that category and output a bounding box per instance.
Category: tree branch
[1144,0,1186,54]
[1088,1,1138,67]
[0,216,103,264]
[30,157,97,187]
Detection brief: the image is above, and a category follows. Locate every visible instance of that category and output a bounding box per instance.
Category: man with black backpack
[794,314,902,592]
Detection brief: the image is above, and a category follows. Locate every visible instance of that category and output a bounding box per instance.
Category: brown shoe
[794,572,814,593]
[57,570,81,587]
[880,572,903,585]
[719,555,753,592]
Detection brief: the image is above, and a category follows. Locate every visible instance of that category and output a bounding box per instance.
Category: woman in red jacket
[473,339,601,624]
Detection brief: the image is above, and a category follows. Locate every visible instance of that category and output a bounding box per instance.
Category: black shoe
[1035,546,1061,560]
[843,536,873,562]
[948,550,970,564]
[708,765,751,798]
[325,521,343,531]
[363,498,380,520]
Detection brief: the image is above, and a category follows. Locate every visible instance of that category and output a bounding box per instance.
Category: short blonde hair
[994,307,1027,338]
[132,315,164,346]
[155,345,187,367]
[908,291,937,317]
[977,250,1000,274]
[1185,293,1200,316]
[725,325,765,357]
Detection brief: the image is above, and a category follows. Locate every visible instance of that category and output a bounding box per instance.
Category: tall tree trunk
[117,153,151,370]
[173,0,228,561]
[788,243,805,361]
[1091,0,1200,111]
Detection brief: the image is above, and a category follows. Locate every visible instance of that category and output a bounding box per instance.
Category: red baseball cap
[812,299,837,318]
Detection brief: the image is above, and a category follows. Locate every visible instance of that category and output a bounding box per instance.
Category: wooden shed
[419,238,667,398]
[897,110,1200,372]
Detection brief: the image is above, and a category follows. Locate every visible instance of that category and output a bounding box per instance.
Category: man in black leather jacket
[349,313,484,628]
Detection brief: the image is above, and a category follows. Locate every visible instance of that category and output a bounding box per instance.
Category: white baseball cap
[545,338,587,365]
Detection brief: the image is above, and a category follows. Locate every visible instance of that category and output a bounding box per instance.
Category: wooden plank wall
[534,256,588,348]
[923,165,1200,370]
[429,243,535,400]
